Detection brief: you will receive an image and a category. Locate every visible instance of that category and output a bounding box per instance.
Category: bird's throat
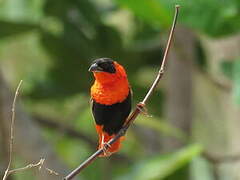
[91,78,130,105]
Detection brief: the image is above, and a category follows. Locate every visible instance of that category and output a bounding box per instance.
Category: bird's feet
[102,142,112,157]
[137,102,152,117]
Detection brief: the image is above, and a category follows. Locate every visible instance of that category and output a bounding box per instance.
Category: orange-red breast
[89,58,131,157]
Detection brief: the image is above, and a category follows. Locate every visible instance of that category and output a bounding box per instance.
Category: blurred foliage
[119,144,202,180]
[0,21,38,38]
[116,0,172,28]
[191,157,214,180]
[136,116,188,142]
[1,0,240,179]
[117,0,240,36]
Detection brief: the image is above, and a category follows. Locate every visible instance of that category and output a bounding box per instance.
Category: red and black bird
[89,58,131,157]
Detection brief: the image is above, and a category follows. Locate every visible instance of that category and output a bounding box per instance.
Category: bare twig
[2,81,60,180]
[7,159,45,175]
[6,158,60,177]
[64,5,180,180]
[45,167,60,176]
[3,80,23,180]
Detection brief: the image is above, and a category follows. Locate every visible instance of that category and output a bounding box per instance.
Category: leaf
[119,144,203,180]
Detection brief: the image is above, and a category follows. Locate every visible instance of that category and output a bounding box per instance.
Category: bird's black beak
[88,63,103,72]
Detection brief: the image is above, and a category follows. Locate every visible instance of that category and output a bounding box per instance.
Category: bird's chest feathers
[91,80,129,105]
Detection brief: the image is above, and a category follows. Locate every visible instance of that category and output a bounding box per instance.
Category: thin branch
[141,5,180,105]
[45,167,60,176]
[2,81,60,180]
[7,159,45,175]
[64,5,180,180]
[3,80,23,180]
[6,158,60,177]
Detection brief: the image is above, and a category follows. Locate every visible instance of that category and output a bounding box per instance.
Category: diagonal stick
[64,5,180,180]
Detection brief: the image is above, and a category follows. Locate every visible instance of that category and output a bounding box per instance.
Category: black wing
[92,91,131,135]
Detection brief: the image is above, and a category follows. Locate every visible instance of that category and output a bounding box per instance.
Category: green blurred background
[0,0,240,179]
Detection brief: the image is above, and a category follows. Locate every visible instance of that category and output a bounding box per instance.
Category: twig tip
[18,80,23,87]
[175,4,180,9]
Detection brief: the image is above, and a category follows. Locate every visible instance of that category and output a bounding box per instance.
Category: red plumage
[89,58,131,157]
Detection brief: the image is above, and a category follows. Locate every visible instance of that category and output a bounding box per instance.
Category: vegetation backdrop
[0,0,240,179]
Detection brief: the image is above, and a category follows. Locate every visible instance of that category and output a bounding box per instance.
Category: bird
[89,58,132,157]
